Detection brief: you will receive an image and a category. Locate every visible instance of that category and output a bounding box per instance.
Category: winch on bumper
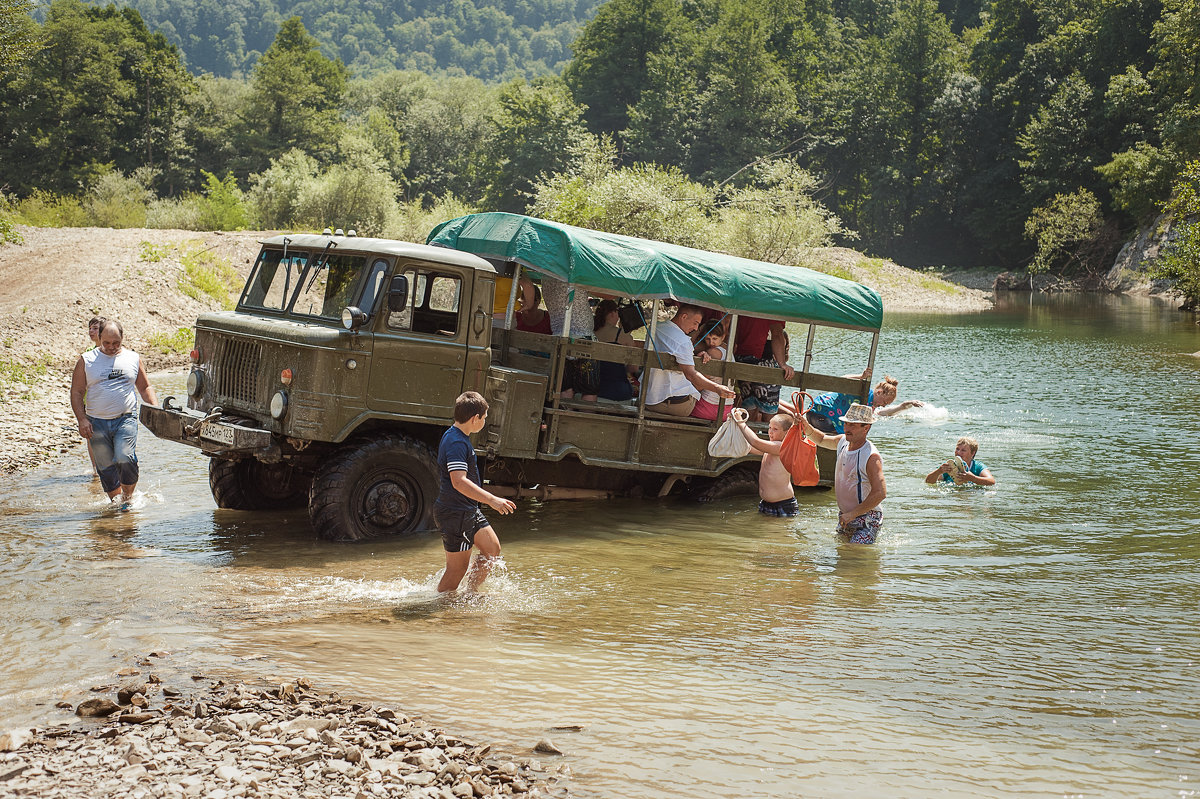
[140,399,274,454]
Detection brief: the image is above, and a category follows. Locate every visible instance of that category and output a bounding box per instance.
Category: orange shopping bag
[779,392,820,486]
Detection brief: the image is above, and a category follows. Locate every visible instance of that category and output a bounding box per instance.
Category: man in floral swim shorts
[799,402,887,544]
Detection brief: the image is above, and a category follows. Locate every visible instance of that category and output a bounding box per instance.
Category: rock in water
[76,698,121,717]
[533,739,563,755]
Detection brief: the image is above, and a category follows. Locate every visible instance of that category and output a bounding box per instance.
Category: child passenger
[733,409,799,516]
[433,391,516,592]
[690,318,734,421]
[925,436,996,486]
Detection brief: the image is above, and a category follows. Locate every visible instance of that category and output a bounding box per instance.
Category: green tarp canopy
[428,212,882,332]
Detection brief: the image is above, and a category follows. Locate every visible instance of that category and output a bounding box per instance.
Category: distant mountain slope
[85,0,601,80]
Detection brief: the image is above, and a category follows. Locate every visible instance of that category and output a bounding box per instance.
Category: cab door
[367,262,470,419]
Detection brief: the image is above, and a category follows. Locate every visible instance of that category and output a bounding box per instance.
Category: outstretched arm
[680,363,736,401]
[801,417,842,450]
[876,400,924,417]
[733,413,780,456]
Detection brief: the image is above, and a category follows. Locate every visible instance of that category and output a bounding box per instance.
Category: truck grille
[215,338,262,405]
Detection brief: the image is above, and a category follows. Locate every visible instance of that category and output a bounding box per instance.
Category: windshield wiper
[301,240,338,296]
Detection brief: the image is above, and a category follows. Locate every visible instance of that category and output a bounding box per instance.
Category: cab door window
[387,268,462,337]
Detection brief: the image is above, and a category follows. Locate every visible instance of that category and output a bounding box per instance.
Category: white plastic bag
[707,407,751,458]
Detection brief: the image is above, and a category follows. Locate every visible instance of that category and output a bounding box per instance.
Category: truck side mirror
[387,275,409,313]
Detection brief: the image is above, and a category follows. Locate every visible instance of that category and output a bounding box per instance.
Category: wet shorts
[759,497,799,517]
[836,508,883,544]
[433,506,490,553]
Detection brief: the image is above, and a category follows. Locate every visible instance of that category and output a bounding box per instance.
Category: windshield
[239,247,375,320]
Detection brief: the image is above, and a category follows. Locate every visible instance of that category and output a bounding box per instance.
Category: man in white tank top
[802,402,887,544]
[70,320,157,505]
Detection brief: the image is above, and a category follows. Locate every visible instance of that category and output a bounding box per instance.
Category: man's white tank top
[83,348,141,419]
[834,438,879,513]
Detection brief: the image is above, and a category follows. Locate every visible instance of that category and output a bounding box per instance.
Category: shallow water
[2,293,1199,797]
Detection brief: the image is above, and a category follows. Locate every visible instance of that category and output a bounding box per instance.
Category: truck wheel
[209,458,311,510]
[689,463,760,502]
[308,435,438,541]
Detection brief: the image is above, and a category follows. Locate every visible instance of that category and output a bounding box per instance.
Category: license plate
[199,422,237,446]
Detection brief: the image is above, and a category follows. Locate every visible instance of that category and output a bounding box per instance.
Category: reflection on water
[2,294,1199,798]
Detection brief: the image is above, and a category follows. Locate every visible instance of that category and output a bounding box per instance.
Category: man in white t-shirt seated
[644,303,737,416]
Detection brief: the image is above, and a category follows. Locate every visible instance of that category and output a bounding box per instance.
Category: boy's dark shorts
[759,497,799,517]
[433,506,490,553]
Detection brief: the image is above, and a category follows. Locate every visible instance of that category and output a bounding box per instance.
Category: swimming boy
[733,409,799,516]
[434,391,516,592]
[802,403,887,543]
[925,436,996,486]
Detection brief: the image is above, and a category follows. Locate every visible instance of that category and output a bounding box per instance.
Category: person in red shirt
[733,316,795,422]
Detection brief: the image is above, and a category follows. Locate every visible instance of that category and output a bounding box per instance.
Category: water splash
[886,403,950,423]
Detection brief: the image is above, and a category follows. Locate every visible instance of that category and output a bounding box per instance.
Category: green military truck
[140,213,883,541]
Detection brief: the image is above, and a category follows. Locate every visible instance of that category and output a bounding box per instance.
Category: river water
[2,293,1198,797]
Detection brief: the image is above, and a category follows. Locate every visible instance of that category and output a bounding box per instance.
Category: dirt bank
[0,227,992,475]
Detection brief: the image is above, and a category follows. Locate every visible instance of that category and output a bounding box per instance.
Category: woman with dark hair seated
[592,299,640,401]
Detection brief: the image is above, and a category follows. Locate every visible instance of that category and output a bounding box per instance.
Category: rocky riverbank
[0,666,568,798]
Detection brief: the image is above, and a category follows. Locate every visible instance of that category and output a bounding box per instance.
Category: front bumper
[140,402,274,454]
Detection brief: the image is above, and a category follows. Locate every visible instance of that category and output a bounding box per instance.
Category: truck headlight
[186,369,205,397]
[270,390,288,419]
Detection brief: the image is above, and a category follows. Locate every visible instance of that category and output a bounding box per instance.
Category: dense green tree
[0,0,194,195]
[105,0,597,81]
[0,0,41,78]
[1152,159,1200,308]
[374,71,498,203]
[563,0,686,139]
[1150,0,1200,160]
[236,16,348,176]
[484,76,594,211]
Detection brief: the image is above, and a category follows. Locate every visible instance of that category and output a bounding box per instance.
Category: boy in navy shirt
[434,391,516,592]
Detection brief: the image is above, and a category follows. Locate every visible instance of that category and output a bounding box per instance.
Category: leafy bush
[294,158,399,237]
[1024,189,1104,277]
[0,194,21,244]
[11,190,88,227]
[715,160,848,263]
[84,169,156,228]
[195,171,248,231]
[1152,160,1200,309]
[147,327,194,354]
[388,195,477,243]
[530,138,715,248]
[145,195,206,230]
[179,244,240,308]
[1097,143,1177,221]
[247,149,319,229]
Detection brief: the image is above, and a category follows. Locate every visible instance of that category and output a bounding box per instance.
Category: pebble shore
[0,667,569,798]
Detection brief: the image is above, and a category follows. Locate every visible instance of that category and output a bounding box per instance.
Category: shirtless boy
[733,409,799,517]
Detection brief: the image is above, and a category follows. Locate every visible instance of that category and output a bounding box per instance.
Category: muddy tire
[688,463,760,502]
[308,434,438,542]
[209,457,311,510]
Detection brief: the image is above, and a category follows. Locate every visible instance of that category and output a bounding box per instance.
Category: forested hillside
[71,0,601,80]
[3,0,1200,303]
